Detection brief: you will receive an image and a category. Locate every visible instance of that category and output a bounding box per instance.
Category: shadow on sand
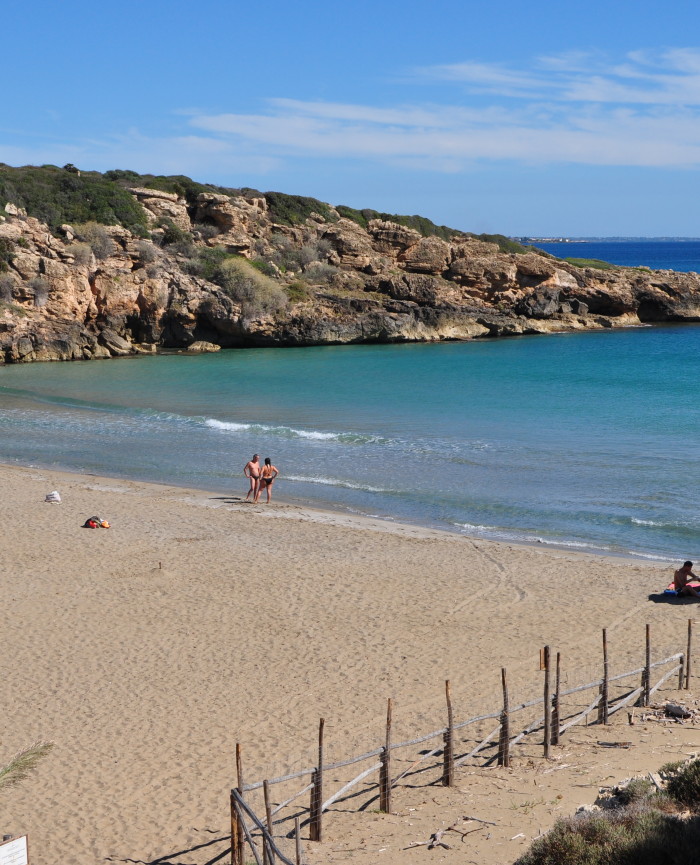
[648,592,700,604]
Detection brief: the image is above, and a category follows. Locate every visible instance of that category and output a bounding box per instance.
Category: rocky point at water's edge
[2,187,700,363]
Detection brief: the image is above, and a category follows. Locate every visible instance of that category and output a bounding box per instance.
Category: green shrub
[136,240,158,263]
[215,257,287,314]
[336,205,461,241]
[469,233,532,253]
[563,257,617,271]
[515,809,700,865]
[0,165,148,232]
[250,258,277,277]
[182,246,230,280]
[617,779,654,807]
[0,272,17,301]
[74,222,116,260]
[305,262,337,284]
[265,191,338,226]
[158,218,191,247]
[271,238,331,272]
[0,237,14,271]
[193,222,221,241]
[69,242,93,266]
[285,280,310,303]
[666,759,700,808]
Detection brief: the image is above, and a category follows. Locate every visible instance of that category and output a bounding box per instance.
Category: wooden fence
[229,620,694,865]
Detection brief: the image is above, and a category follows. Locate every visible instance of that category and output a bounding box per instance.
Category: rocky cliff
[2,178,700,363]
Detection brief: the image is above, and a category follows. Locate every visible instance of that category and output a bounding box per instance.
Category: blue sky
[4,0,700,235]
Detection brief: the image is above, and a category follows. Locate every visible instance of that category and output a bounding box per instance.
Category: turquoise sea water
[1,325,700,560]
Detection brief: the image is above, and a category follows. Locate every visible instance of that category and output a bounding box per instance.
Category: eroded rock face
[2,190,700,364]
[130,188,191,231]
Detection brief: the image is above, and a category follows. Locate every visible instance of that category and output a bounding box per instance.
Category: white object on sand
[45,490,61,503]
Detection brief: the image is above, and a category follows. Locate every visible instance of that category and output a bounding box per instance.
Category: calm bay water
[1,325,700,560]
[534,240,700,272]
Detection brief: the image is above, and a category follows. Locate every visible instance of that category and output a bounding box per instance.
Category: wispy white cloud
[6,49,700,176]
[179,48,700,171]
[421,48,700,105]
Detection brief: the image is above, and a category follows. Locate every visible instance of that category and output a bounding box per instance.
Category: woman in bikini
[254,457,279,503]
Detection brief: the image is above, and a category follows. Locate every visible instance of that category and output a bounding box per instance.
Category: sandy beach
[2,463,699,865]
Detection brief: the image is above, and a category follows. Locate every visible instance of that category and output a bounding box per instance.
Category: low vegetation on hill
[516,758,700,865]
[0,164,148,233]
[0,163,475,244]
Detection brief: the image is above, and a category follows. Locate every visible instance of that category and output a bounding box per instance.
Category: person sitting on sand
[254,458,279,504]
[244,454,261,501]
[674,561,700,597]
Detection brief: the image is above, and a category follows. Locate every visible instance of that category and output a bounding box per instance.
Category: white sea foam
[286,474,390,493]
[204,418,379,444]
[455,522,545,544]
[632,518,661,526]
[454,522,615,551]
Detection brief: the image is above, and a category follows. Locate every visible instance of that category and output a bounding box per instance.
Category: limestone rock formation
[2,181,700,364]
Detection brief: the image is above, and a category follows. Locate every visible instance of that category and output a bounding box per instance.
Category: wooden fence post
[551,652,561,745]
[543,646,551,757]
[230,790,239,865]
[498,668,511,767]
[686,619,693,690]
[263,779,274,865]
[380,698,393,812]
[644,624,651,706]
[309,719,324,842]
[294,816,302,865]
[235,744,245,865]
[598,630,609,724]
[443,680,455,786]
[679,654,685,691]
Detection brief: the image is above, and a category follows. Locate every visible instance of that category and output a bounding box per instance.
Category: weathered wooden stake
[309,719,324,842]
[551,652,561,745]
[380,698,393,812]
[543,646,551,757]
[263,779,274,865]
[443,680,455,787]
[498,668,511,767]
[598,630,609,724]
[294,816,302,865]
[235,744,245,865]
[230,791,239,865]
[686,619,693,690]
[679,654,685,691]
[644,624,651,706]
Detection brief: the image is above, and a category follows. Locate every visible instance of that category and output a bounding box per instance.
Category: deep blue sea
[533,240,700,272]
[1,322,700,561]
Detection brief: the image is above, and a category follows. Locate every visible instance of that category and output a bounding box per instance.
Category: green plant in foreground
[666,759,700,807]
[0,742,54,792]
[516,758,700,865]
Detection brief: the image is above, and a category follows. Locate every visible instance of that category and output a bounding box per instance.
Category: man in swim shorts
[244,454,260,501]
[674,561,700,597]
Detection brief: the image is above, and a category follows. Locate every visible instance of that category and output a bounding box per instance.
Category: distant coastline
[516,235,700,243]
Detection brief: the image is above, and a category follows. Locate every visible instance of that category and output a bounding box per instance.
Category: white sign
[0,836,28,865]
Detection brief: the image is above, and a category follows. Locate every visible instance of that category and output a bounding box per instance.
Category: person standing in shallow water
[244,454,260,501]
[254,458,279,504]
